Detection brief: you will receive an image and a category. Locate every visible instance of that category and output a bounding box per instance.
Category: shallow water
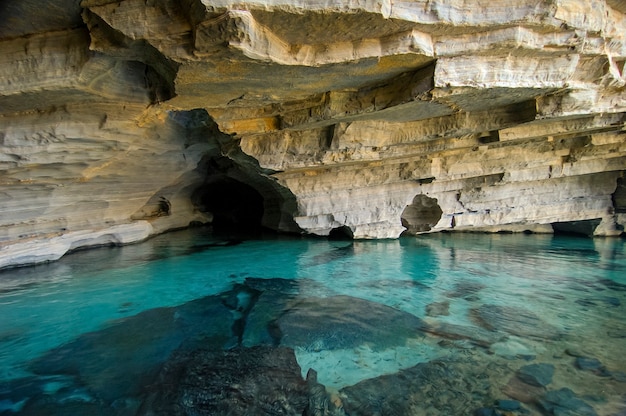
[0,229,625,415]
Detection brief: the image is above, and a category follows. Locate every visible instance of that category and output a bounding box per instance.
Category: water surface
[0,229,624,415]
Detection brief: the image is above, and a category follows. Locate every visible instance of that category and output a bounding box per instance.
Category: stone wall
[1,0,625,267]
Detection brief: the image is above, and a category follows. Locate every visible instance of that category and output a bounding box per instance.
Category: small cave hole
[192,177,265,232]
[328,225,354,240]
[401,194,443,235]
[158,197,171,216]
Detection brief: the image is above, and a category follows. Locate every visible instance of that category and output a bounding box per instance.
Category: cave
[329,225,354,240]
[401,194,443,235]
[192,176,265,232]
[613,175,626,213]
[551,219,602,237]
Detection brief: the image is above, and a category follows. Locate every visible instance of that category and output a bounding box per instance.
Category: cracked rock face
[1,0,626,268]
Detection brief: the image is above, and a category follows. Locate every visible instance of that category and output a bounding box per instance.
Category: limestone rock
[275,295,429,351]
[141,346,310,416]
[1,0,626,267]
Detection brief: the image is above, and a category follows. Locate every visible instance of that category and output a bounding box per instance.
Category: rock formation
[1,0,625,268]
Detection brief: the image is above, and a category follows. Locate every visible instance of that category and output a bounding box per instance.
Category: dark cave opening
[551,218,602,237]
[328,225,354,240]
[192,177,265,232]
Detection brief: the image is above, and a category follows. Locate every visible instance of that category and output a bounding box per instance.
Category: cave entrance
[401,194,443,235]
[192,176,265,232]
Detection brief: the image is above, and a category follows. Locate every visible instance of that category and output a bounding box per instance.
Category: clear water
[0,229,625,415]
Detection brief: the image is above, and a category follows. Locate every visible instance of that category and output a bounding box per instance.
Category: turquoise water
[0,229,625,415]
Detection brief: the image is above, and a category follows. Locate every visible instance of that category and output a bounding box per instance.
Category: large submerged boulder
[140,346,311,416]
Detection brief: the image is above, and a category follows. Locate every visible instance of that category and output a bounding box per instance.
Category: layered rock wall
[1,0,625,267]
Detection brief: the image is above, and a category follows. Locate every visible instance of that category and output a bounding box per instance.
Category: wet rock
[607,328,626,338]
[575,356,614,377]
[242,290,291,346]
[575,357,603,372]
[517,363,554,387]
[495,399,521,411]
[275,295,429,351]
[140,346,310,416]
[502,375,546,404]
[29,294,234,401]
[446,281,486,300]
[426,301,450,317]
[539,388,598,416]
[243,277,301,295]
[474,407,499,416]
[241,278,302,347]
[20,400,109,416]
[425,322,504,347]
[490,339,537,360]
[305,369,345,416]
[471,304,562,340]
[340,359,495,415]
[0,375,97,415]
[565,347,595,358]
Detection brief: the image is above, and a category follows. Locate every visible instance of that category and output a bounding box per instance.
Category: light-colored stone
[0,222,154,269]
[1,0,625,267]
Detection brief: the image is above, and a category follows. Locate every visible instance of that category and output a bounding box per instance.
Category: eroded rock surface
[141,346,311,416]
[1,0,626,267]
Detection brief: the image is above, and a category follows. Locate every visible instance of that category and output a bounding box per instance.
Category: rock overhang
[1,0,626,268]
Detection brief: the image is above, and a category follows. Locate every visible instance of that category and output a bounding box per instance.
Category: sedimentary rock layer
[1,0,625,267]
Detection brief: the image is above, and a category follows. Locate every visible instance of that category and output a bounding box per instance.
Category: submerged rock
[275,295,429,351]
[340,358,494,415]
[575,357,605,373]
[471,304,562,340]
[240,277,329,347]
[425,321,504,347]
[598,279,626,292]
[28,294,235,402]
[495,399,521,411]
[426,301,450,317]
[140,346,310,416]
[539,388,598,416]
[446,281,486,300]
[502,374,547,404]
[516,363,554,387]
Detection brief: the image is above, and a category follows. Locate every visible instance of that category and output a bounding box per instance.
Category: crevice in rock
[612,173,626,214]
[551,219,602,237]
[478,130,500,144]
[401,194,443,235]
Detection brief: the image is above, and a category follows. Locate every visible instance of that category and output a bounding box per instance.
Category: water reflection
[0,230,624,415]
